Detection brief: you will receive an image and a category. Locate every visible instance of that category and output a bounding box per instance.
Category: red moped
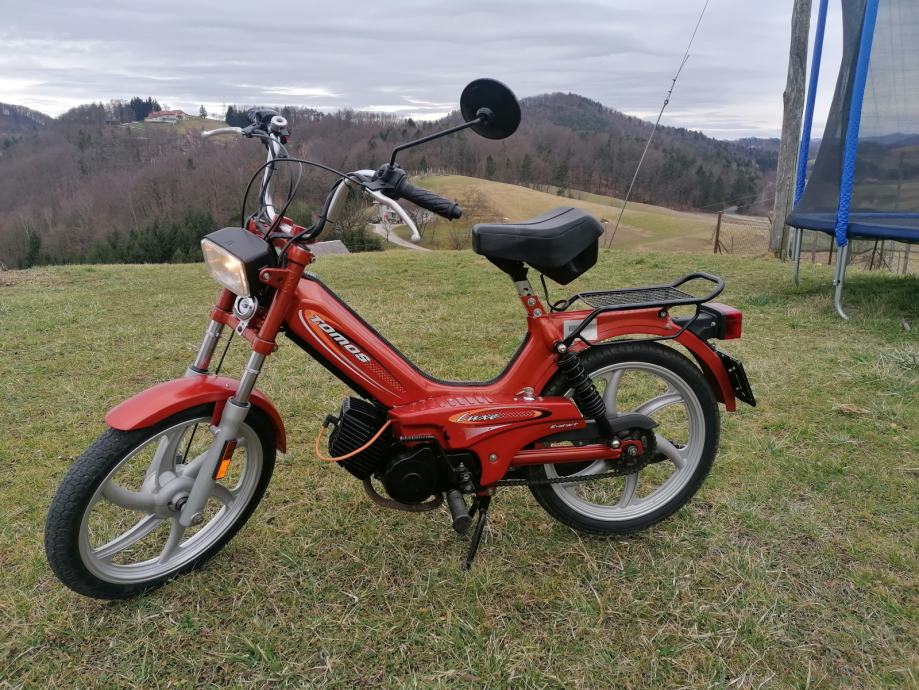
[45,80,755,599]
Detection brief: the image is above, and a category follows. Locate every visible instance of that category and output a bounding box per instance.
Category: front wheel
[45,404,276,599]
[529,341,720,535]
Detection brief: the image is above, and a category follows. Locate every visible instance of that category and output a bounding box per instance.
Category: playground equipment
[787,0,919,318]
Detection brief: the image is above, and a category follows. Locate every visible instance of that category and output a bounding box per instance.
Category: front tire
[529,342,719,535]
[45,404,276,599]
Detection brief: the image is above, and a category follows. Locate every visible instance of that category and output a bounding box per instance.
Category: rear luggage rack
[558,272,725,346]
[558,272,724,312]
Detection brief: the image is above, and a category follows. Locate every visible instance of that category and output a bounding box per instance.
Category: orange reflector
[213,440,237,480]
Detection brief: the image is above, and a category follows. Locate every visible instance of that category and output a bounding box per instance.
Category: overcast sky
[1,0,841,139]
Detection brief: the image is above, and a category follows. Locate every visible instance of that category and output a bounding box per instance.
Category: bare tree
[404,205,435,240]
[770,0,812,256]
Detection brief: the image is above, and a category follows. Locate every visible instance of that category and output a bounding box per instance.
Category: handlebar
[391,179,462,220]
[374,164,463,220]
[201,121,463,245]
[201,124,284,224]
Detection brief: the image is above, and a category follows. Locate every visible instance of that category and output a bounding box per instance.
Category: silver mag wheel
[529,341,720,535]
[45,404,276,599]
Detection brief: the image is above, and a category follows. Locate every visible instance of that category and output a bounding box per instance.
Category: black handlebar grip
[395,180,463,220]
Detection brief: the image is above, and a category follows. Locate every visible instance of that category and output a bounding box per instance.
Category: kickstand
[462,495,491,570]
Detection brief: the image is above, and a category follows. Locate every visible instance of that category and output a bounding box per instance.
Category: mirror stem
[389,116,484,166]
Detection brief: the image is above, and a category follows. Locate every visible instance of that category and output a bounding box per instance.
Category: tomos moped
[45,79,755,599]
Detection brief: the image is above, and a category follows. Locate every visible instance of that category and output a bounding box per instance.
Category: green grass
[1,252,917,688]
[126,116,220,135]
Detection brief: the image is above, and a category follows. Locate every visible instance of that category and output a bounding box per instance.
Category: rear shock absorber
[555,343,614,438]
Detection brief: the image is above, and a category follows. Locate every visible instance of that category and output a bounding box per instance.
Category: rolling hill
[0,93,773,267]
[414,175,762,254]
[0,103,51,137]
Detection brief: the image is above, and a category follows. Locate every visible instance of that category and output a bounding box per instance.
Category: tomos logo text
[309,315,371,363]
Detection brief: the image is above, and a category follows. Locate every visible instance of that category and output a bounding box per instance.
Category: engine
[327,397,391,480]
[327,397,448,504]
[380,445,440,503]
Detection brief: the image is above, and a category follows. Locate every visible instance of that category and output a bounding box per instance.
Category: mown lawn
[1,250,917,688]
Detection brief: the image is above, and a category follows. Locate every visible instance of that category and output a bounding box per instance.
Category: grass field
[127,116,222,135]
[407,176,734,253]
[1,251,917,688]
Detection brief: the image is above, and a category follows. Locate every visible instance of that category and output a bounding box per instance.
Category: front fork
[178,317,266,527]
[186,319,225,376]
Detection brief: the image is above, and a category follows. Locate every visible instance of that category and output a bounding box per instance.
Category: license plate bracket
[715,349,756,407]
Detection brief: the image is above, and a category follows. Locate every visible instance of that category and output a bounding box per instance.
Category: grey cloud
[0,0,820,138]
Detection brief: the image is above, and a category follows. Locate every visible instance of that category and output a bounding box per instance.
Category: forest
[0,94,776,267]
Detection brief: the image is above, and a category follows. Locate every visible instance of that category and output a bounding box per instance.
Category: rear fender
[675,331,737,412]
[105,376,287,452]
[586,312,737,411]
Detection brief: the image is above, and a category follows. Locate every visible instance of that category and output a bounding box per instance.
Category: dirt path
[370,224,431,252]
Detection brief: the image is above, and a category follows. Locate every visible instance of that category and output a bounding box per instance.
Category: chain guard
[495,428,660,488]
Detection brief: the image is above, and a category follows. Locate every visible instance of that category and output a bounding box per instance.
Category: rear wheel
[45,404,275,599]
[529,342,719,535]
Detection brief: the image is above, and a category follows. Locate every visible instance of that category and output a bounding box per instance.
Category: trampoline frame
[790,0,892,319]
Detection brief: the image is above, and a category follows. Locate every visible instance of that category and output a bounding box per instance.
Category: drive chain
[494,460,651,488]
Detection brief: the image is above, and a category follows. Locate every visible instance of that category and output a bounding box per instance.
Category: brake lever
[200,126,243,139]
[323,172,420,243]
[364,188,420,242]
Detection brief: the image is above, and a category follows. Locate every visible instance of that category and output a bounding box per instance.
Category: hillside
[521,93,770,203]
[127,115,226,135]
[398,93,769,213]
[0,92,773,268]
[2,252,916,688]
[416,175,729,253]
[0,103,51,137]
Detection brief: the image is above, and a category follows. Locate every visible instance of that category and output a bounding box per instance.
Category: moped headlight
[201,227,273,297]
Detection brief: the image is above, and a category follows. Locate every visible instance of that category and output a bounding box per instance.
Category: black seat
[472,207,604,284]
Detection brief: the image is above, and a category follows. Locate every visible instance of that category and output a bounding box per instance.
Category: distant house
[370,202,402,225]
[144,110,191,123]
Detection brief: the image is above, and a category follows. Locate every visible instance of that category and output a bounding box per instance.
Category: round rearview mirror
[460,78,521,140]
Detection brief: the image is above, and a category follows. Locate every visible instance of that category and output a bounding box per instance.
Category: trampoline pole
[833,243,850,320]
[829,0,878,321]
[792,228,803,285]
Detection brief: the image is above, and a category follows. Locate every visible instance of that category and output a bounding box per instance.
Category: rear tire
[529,342,719,535]
[45,404,276,599]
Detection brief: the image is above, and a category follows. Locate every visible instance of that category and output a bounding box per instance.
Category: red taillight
[705,302,743,339]
[723,310,743,339]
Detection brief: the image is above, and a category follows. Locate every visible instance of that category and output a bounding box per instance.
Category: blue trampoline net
[788,0,919,244]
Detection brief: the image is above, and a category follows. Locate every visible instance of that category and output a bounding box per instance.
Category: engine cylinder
[328,397,391,479]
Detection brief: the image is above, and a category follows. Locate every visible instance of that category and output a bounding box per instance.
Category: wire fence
[711,212,915,275]
[712,213,771,255]
[792,233,915,274]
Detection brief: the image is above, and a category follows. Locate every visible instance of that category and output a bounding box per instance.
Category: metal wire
[180,329,235,463]
[606,0,711,248]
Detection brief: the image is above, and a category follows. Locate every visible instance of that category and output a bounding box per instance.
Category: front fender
[105,376,287,452]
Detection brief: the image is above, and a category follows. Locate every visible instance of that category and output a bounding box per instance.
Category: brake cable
[179,329,236,464]
[540,273,568,312]
[239,157,370,231]
[273,174,378,260]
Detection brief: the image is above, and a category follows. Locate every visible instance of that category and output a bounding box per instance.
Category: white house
[144,110,191,124]
[370,202,402,225]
